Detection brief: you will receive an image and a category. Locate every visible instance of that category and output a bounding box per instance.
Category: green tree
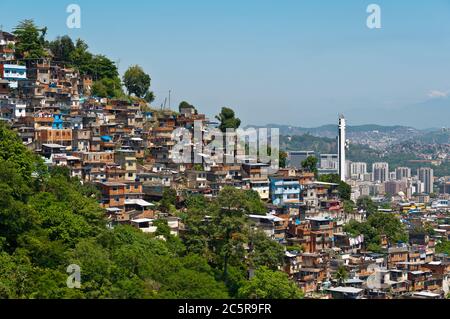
[0,117,237,300]
[123,65,152,98]
[193,163,204,171]
[91,55,119,80]
[301,156,318,176]
[179,101,197,114]
[156,254,229,299]
[48,35,75,62]
[182,207,211,256]
[335,265,348,286]
[92,77,124,98]
[357,196,377,216]
[343,200,356,214]
[237,267,304,299]
[216,107,241,132]
[435,240,450,255]
[248,230,284,270]
[13,19,47,59]
[160,188,177,213]
[211,187,248,281]
[279,151,288,168]
[344,212,408,248]
[319,174,351,201]
[144,91,155,104]
[242,189,266,215]
[0,122,42,181]
[69,39,93,76]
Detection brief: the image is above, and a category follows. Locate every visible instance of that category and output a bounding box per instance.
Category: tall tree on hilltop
[48,35,75,63]
[69,39,93,76]
[13,19,47,59]
[123,65,152,98]
[91,55,119,80]
[179,101,197,114]
[216,107,241,133]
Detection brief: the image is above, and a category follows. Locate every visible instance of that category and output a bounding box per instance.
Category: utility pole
[168,90,171,110]
[113,59,121,93]
[115,58,121,71]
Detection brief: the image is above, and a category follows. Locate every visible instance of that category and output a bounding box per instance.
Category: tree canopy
[179,101,197,113]
[48,35,75,63]
[0,123,300,299]
[13,19,47,59]
[301,156,318,176]
[319,174,351,201]
[237,267,304,299]
[123,65,153,99]
[344,212,408,251]
[357,196,378,216]
[216,107,241,132]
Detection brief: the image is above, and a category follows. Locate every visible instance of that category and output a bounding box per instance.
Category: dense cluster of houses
[1,30,449,299]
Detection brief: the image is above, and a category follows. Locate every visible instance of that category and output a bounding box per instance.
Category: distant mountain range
[248,95,450,134]
[248,123,423,138]
[343,96,450,129]
[247,122,450,150]
[391,96,450,129]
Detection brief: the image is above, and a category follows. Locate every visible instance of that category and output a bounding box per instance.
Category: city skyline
[2,1,450,128]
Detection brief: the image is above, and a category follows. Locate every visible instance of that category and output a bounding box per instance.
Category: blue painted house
[269,176,301,206]
[52,114,63,129]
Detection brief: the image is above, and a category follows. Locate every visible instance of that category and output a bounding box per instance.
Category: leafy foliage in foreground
[0,123,302,299]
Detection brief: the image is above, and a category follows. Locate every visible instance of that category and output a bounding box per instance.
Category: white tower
[338,114,346,182]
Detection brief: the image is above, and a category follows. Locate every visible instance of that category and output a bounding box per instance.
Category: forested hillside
[0,122,302,299]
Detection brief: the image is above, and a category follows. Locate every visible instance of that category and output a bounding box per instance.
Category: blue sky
[2,0,450,127]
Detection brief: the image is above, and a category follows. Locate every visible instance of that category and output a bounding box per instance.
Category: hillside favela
[1,4,450,302]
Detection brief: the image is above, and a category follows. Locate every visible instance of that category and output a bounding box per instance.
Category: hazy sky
[2,0,450,127]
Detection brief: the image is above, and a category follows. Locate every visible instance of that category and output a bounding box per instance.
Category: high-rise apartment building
[372,162,389,183]
[396,167,411,181]
[418,167,434,194]
[338,115,346,182]
[350,162,367,176]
